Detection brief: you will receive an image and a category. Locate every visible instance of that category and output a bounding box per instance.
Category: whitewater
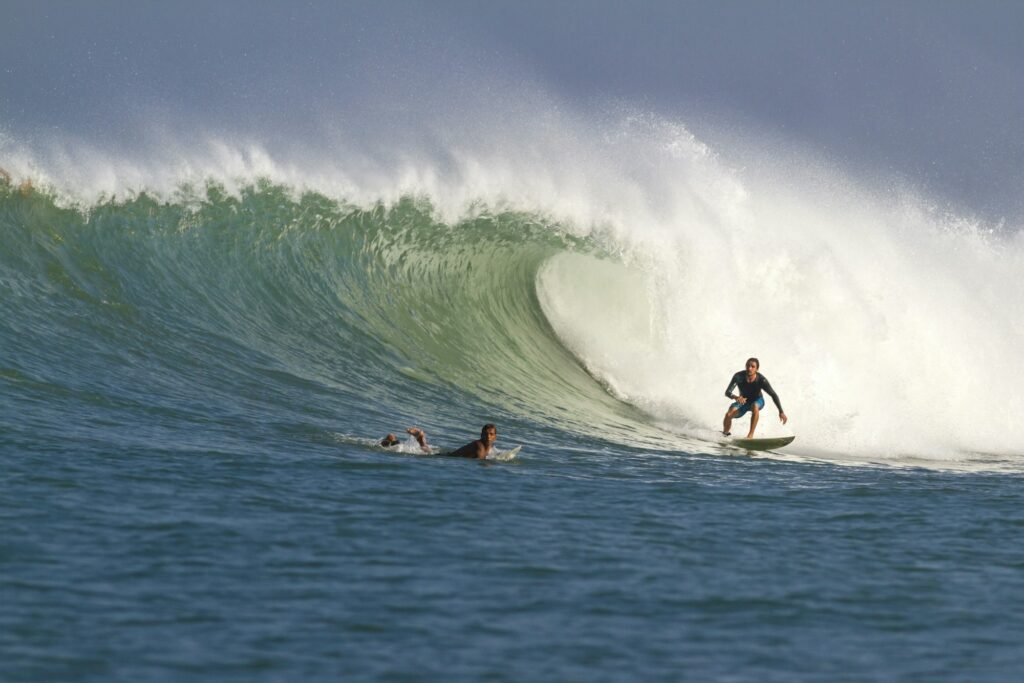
[4,109,1021,469]
[8,54,1024,683]
[9,4,1024,681]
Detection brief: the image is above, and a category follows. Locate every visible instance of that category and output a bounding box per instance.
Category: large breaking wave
[2,112,1022,468]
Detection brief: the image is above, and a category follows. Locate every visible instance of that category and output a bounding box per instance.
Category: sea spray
[3,110,1021,466]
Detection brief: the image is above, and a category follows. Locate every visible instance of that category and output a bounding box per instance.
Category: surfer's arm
[761,377,785,414]
[724,374,740,400]
[446,440,484,458]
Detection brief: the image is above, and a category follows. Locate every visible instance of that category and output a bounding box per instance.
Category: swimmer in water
[380,427,429,452]
[379,424,498,459]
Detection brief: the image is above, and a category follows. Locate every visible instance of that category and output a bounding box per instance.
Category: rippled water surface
[3,185,1023,682]
[6,436,1024,682]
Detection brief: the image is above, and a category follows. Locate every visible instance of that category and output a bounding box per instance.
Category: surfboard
[489,445,522,461]
[726,435,795,451]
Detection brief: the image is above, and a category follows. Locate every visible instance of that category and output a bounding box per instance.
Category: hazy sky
[2,0,1022,218]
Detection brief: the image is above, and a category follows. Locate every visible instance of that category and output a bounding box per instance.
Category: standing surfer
[723,358,787,438]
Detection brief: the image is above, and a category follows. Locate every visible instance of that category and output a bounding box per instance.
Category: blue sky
[2,0,1022,218]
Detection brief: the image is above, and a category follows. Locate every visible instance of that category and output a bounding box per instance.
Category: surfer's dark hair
[481,423,496,438]
[746,357,760,369]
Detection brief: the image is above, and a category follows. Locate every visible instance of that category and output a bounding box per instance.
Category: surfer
[379,424,498,459]
[723,358,787,438]
[445,424,498,459]
[380,427,430,452]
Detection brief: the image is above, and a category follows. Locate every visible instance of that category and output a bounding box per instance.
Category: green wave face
[7,166,1022,468]
[0,182,666,454]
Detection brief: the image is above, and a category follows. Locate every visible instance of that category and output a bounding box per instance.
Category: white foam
[535,131,1024,463]
[4,104,1022,464]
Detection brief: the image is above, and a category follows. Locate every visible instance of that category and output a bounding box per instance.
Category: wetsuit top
[725,371,783,412]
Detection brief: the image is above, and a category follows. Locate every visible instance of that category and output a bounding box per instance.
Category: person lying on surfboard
[446,424,498,459]
[380,424,498,458]
[723,357,787,438]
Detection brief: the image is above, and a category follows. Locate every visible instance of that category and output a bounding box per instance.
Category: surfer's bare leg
[747,404,760,438]
[723,408,738,436]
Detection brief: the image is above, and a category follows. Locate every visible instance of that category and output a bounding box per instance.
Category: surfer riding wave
[723,358,788,438]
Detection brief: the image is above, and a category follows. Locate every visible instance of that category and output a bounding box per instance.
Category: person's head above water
[480,424,497,444]
[380,433,400,447]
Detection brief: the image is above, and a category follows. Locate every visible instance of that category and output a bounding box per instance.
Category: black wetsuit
[725,371,783,412]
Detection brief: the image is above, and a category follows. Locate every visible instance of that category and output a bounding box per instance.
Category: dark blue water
[5,440,1024,682]
[3,185,1024,681]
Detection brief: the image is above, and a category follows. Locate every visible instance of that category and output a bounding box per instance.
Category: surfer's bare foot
[406,427,428,451]
[722,431,731,437]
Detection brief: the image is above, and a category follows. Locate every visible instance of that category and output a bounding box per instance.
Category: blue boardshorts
[730,396,764,418]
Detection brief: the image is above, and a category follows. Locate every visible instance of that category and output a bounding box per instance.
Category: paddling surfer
[380,424,498,459]
[723,358,787,438]
[446,424,498,459]
[380,427,430,452]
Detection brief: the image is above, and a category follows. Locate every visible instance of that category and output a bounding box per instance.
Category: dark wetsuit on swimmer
[725,371,784,415]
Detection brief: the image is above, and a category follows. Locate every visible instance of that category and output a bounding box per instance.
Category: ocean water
[3,4,1024,673]
[2,149,1023,682]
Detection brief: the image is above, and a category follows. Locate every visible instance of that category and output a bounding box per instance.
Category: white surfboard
[489,445,522,461]
[725,435,795,452]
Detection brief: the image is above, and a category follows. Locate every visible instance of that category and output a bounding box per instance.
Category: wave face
[2,114,1023,468]
[0,181,664,461]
